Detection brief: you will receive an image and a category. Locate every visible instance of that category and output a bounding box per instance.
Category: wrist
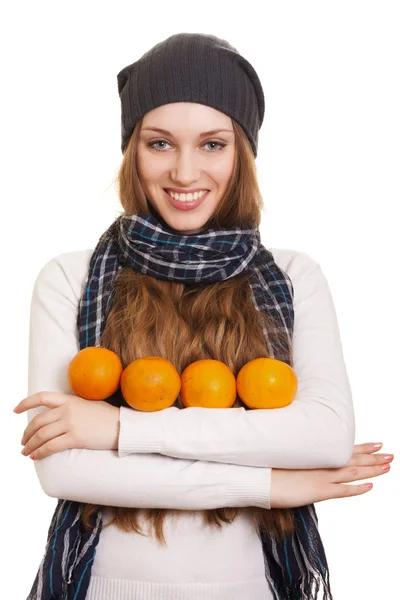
[118,405,166,457]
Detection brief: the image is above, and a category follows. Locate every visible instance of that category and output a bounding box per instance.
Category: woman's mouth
[163,189,210,211]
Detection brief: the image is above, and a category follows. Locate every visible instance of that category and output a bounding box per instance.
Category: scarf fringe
[266,567,333,600]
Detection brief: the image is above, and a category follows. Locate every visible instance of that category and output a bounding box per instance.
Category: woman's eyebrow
[141,127,234,137]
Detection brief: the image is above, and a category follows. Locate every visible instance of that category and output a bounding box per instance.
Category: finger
[14,391,68,414]
[352,443,383,455]
[324,481,374,500]
[30,434,73,460]
[22,421,68,457]
[21,406,63,446]
[331,464,391,484]
[346,452,394,467]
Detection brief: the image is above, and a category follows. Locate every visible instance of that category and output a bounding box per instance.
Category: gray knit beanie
[117,32,265,157]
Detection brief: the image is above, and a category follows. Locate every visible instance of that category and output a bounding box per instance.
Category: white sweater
[26,247,355,600]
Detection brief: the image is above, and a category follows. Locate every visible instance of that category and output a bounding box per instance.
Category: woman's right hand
[270,442,394,508]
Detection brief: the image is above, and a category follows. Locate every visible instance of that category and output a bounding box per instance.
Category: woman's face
[137,102,236,234]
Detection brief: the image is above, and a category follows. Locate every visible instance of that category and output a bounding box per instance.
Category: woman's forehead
[141,102,234,133]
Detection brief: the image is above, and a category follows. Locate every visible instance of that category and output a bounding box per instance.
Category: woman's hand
[270,442,394,508]
[14,391,120,460]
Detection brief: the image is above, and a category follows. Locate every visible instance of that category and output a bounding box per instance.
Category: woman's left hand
[14,391,120,460]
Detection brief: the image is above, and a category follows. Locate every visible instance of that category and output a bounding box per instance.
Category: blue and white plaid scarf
[27,212,333,600]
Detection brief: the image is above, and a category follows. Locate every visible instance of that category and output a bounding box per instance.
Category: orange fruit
[121,356,181,412]
[68,346,123,400]
[236,357,298,409]
[181,359,237,408]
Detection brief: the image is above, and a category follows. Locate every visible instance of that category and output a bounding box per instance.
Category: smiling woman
[21,31,367,600]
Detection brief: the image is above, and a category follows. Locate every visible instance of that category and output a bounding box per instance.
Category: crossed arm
[25,250,355,510]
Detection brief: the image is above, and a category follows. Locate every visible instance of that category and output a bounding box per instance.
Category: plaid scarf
[27,212,333,600]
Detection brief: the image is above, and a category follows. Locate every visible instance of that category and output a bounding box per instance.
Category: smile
[163,189,210,211]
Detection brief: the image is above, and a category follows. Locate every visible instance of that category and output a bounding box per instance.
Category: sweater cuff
[225,468,272,510]
[118,405,176,457]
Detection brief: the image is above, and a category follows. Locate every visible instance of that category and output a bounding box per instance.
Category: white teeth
[167,190,208,202]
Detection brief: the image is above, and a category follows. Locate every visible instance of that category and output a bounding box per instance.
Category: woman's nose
[170,151,201,184]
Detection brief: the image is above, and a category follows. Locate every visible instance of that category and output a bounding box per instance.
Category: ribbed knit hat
[117,32,265,157]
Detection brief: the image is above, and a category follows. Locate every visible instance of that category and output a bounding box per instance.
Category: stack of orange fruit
[68,348,298,411]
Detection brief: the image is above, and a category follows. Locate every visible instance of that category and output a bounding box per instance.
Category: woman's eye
[204,141,226,152]
[149,140,171,151]
[148,140,226,152]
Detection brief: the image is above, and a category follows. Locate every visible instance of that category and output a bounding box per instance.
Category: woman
[16,33,393,600]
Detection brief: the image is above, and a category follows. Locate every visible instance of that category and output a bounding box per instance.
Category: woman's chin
[147,197,211,234]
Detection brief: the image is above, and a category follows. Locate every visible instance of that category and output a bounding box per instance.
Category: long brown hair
[81,117,295,544]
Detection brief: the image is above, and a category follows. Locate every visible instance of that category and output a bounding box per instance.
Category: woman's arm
[118,251,355,469]
[30,407,271,510]
[25,252,271,510]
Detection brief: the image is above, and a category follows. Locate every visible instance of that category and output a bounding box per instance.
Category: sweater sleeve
[118,252,356,469]
[25,253,271,510]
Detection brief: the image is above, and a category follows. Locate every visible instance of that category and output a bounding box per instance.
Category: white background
[2,1,399,598]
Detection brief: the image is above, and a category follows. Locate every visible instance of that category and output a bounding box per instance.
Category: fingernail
[381,464,390,471]
[13,405,20,413]
[372,443,382,448]
[383,454,394,461]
